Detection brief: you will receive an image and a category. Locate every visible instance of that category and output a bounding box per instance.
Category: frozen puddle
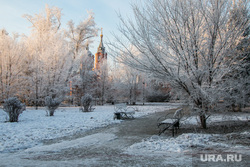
[25,133,117,153]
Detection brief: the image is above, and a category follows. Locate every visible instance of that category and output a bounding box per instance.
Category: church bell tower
[94,28,107,70]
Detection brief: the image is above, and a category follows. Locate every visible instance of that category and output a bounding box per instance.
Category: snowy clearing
[0,103,180,153]
[125,132,248,155]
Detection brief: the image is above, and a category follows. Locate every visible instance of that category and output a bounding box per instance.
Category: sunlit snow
[0,104,179,153]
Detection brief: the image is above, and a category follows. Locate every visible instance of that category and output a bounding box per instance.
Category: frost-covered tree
[146,80,171,102]
[0,30,26,103]
[64,11,97,57]
[0,4,98,108]
[110,61,147,104]
[70,48,96,105]
[22,5,98,107]
[3,97,26,122]
[222,0,250,111]
[63,11,98,105]
[23,5,67,108]
[80,94,93,112]
[44,96,61,116]
[94,61,110,105]
[64,11,97,82]
[109,0,249,128]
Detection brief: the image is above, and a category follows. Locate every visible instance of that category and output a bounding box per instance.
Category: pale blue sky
[0,0,134,53]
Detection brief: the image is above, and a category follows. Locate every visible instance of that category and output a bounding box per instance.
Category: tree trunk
[9,112,18,122]
[200,115,207,129]
[84,105,89,112]
[49,110,54,116]
[35,76,38,110]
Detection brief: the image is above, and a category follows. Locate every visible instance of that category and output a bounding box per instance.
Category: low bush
[3,97,26,122]
[80,94,93,112]
[44,96,61,116]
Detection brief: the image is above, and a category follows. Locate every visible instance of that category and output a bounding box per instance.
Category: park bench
[113,103,135,120]
[157,108,183,137]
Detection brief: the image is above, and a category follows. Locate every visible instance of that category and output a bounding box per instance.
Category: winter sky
[0,0,134,53]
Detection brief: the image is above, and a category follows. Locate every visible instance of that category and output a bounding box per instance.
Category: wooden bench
[114,103,135,120]
[157,108,183,137]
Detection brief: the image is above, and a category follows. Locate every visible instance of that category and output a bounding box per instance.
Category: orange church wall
[94,52,107,70]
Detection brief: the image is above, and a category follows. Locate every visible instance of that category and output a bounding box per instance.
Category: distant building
[94,28,107,70]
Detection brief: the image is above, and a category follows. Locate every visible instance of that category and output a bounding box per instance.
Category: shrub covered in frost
[44,96,61,116]
[80,94,93,112]
[3,97,26,122]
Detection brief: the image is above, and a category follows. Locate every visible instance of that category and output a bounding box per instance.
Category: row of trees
[0,4,171,109]
[110,62,171,104]
[0,5,98,107]
[109,0,250,128]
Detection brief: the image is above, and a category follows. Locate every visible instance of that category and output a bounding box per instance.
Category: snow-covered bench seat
[157,108,183,136]
[113,103,135,120]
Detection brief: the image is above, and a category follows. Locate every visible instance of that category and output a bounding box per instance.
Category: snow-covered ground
[181,113,250,126]
[0,103,249,166]
[125,132,248,154]
[125,112,250,155]
[0,103,180,153]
